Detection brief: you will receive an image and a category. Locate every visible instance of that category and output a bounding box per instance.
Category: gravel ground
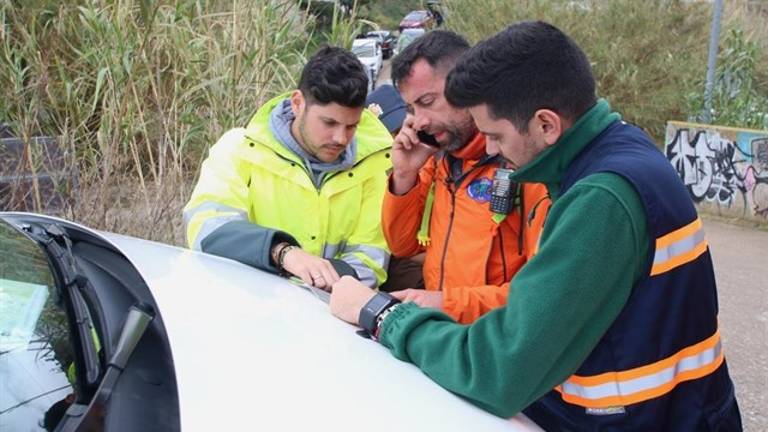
[704,216,768,431]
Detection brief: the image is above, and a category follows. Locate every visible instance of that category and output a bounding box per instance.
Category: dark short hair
[298,46,368,108]
[391,30,470,86]
[445,21,596,132]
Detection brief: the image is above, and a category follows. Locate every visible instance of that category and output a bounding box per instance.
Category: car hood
[106,234,540,431]
[4,213,540,431]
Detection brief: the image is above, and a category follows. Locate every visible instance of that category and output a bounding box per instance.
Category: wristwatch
[359,292,401,337]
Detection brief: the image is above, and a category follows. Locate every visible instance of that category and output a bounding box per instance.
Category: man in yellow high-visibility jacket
[184,46,392,289]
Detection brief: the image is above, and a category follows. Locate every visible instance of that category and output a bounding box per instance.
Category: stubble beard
[440,119,478,153]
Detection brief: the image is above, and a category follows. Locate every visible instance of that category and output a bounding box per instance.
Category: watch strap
[359,292,400,336]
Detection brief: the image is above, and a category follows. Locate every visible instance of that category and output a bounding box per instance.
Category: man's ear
[290,90,305,117]
[531,109,568,146]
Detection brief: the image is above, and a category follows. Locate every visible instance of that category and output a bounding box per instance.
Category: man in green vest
[184,46,392,289]
[329,22,740,430]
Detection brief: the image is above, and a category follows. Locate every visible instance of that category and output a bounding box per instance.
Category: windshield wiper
[26,223,101,385]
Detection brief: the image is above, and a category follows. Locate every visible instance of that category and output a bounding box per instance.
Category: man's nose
[332,127,348,145]
[485,140,500,156]
[412,110,431,131]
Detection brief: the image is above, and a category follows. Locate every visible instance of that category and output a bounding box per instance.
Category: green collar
[510,99,620,200]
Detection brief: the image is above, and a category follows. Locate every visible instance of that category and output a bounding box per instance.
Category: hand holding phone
[391,115,440,195]
[417,130,440,148]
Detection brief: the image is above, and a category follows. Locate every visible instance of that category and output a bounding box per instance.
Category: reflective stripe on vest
[650,217,708,276]
[555,328,724,408]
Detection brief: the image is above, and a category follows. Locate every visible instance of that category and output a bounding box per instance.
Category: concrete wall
[665,121,768,221]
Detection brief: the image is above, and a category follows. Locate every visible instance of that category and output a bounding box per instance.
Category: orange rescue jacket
[382,133,550,323]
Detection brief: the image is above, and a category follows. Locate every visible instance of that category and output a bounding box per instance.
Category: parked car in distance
[366,30,396,59]
[398,10,434,32]
[395,28,426,57]
[0,212,544,431]
[352,38,383,90]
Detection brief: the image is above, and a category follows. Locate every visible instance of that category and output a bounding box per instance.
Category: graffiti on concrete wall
[665,122,768,218]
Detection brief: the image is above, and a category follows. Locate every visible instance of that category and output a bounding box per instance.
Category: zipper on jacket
[484,184,524,285]
[267,147,318,190]
[518,185,525,254]
[437,185,457,291]
[498,228,508,282]
[436,154,499,291]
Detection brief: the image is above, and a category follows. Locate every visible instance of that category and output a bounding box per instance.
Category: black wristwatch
[359,292,401,336]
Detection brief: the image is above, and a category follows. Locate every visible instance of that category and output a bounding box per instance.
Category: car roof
[353,38,377,46]
[401,28,426,36]
[404,10,429,18]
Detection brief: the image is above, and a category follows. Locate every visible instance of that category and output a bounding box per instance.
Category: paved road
[704,216,767,431]
[376,59,392,88]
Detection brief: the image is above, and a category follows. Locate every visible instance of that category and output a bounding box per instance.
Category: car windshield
[352,44,376,57]
[0,221,82,431]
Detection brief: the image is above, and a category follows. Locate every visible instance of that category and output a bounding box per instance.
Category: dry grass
[1,0,313,245]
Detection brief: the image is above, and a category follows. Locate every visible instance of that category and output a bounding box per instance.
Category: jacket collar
[510,99,620,199]
[450,132,486,161]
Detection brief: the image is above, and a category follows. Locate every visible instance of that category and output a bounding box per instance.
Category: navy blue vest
[523,121,741,431]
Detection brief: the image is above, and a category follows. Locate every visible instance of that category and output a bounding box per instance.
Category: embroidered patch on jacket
[585,406,626,416]
[466,177,493,203]
[367,103,383,116]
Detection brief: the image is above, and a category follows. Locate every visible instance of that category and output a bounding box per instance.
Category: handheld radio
[489,168,517,214]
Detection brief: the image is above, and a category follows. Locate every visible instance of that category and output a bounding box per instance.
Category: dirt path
[704,216,767,430]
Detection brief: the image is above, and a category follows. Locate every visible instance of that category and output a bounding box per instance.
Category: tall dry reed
[1,0,313,244]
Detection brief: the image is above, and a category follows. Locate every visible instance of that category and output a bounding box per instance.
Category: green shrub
[687,28,768,130]
[442,0,716,142]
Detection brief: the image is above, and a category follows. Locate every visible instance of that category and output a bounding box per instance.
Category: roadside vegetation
[1,0,765,245]
[444,0,768,139]
[2,1,316,245]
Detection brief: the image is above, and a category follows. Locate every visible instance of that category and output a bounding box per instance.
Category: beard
[296,114,343,162]
[504,135,541,170]
[438,117,478,153]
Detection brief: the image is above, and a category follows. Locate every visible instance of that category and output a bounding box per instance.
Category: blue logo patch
[467,177,493,203]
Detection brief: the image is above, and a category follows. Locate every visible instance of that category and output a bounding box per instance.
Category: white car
[365,30,395,59]
[0,212,542,431]
[352,38,383,91]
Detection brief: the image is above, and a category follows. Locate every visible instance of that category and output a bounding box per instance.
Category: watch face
[367,295,390,314]
[360,293,398,334]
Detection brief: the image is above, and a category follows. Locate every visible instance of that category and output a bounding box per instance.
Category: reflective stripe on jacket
[525,120,739,430]
[382,133,550,323]
[184,93,393,287]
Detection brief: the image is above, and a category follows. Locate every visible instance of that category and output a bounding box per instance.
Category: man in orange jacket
[383,30,549,324]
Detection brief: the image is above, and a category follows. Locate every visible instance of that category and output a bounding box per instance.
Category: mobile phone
[489,168,517,214]
[417,130,440,148]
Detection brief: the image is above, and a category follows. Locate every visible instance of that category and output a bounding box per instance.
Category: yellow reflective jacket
[184,93,393,287]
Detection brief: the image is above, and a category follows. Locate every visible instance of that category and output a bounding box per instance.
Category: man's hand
[391,114,439,195]
[391,289,443,309]
[282,247,340,290]
[330,276,377,325]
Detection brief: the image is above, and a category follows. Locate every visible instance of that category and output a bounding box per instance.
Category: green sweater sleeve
[379,173,649,418]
